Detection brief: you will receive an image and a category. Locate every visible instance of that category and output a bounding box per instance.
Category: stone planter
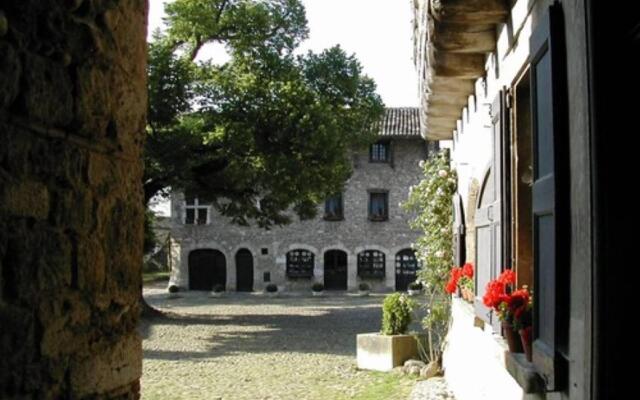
[357,333,421,371]
[357,290,370,297]
[264,291,279,298]
[209,291,224,298]
[407,289,422,296]
[312,291,324,297]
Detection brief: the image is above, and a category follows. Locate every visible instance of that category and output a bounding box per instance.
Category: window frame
[369,140,391,163]
[184,197,210,225]
[286,249,315,279]
[357,250,386,279]
[368,190,389,221]
[324,192,344,221]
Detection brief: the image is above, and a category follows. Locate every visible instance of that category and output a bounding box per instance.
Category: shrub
[168,284,179,293]
[312,282,324,292]
[265,283,278,293]
[408,281,423,291]
[358,282,370,291]
[381,293,416,335]
[212,284,225,293]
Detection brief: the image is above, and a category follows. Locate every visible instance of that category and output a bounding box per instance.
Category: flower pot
[358,290,370,297]
[312,290,324,297]
[461,288,474,302]
[502,321,523,353]
[519,326,533,362]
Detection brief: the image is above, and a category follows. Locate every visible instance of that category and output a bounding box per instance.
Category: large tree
[145,0,384,228]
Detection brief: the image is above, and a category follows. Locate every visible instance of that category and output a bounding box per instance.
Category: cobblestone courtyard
[140,285,420,400]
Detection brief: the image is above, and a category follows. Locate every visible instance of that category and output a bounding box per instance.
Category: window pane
[325,193,343,218]
[185,208,195,224]
[357,250,385,278]
[369,192,388,219]
[286,249,314,278]
[370,142,389,162]
[197,208,207,225]
[185,196,195,206]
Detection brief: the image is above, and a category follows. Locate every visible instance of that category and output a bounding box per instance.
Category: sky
[147,0,419,107]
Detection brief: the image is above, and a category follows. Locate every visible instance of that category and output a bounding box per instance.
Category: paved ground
[140,284,452,400]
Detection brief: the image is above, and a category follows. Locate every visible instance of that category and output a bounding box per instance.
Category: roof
[377,107,422,138]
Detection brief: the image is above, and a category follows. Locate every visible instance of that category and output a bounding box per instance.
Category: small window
[358,250,385,279]
[368,191,388,221]
[286,249,314,278]
[261,248,269,255]
[263,272,271,282]
[184,197,209,225]
[370,141,390,162]
[324,193,344,220]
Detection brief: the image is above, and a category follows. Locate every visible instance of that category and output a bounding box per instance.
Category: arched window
[357,250,385,279]
[286,249,314,278]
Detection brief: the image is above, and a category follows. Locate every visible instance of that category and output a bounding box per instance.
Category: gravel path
[140,285,453,400]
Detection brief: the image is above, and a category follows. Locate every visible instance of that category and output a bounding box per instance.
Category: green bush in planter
[168,284,179,293]
[408,281,423,291]
[312,282,324,292]
[381,293,416,335]
[358,282,370,291]
[265,283,278,293]
[212,284,225,293]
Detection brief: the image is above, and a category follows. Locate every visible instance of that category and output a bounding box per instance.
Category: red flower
[444,266,463,294]
[462,263,474,278]
[498,269,516,285]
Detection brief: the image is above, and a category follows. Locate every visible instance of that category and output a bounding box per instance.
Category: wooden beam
[430,49,486,78]
[433,24,496,53]
[430,0,509,25]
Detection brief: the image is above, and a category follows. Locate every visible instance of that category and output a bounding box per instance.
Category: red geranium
[462,263,474,278]
[482,269,533,329]
[444,266,463,294]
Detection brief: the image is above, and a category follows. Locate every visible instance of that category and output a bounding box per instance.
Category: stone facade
[166,113,434,293]
[0,0,147,398]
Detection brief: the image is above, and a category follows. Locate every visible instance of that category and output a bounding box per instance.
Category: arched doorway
[236,249,254,292]
[324,250,348,290]
[395,249,420,291]
[188,249,226,291]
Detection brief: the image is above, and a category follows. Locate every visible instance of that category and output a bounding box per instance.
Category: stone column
[0,0,147,398]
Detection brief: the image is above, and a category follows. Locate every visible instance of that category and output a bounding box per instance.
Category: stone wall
[166,138,432,292]
[0,0,147,398]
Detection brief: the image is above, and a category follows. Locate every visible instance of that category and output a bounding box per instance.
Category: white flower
[438,170,448,178]
[418,160,425,168]
[435,250,444,258]
[440,227,448,234]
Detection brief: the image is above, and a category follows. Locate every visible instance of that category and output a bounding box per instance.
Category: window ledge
[505,352,545,394]
[323,216,344,221]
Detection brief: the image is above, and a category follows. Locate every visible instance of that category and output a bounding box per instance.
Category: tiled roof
[378,107,422,137]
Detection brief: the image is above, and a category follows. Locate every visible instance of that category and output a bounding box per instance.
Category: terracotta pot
[502,321,523,353]
[519,326,533,362]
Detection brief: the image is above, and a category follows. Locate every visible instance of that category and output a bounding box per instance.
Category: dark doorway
[395,249,420,291]
[236,249,254,292]
[188,249,226,291]
[324,250,348,290]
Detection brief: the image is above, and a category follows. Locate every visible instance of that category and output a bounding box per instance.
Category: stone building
[165,108,435,293]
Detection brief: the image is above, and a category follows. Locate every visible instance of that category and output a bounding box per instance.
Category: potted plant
[167,284,180,299]
[358,282,370,296]
[482,269,528,354]
[407,281,423,296]
[311,282,324,296]
[209,284,225,298]
[513,288,533,362]
[357,293,421,371]
[264,283,279,298]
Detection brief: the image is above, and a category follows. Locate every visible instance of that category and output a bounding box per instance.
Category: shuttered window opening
[358,250,385,279]
[184,197,209,225]
[286,249,314,279]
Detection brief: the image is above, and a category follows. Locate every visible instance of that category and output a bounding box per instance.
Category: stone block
[357,333,420,372]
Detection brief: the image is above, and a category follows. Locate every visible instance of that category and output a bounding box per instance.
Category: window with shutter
[286,249,314,279]
[529,3,569,391]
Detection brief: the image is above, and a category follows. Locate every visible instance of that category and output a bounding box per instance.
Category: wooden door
[395,249,420,291]
[188,249,226,291]
[235,249,254,292]
[324,250,347,290]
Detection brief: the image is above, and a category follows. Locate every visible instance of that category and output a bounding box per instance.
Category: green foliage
[145,0,385,229]
[265,283,278,293]
[358,282,370,291]
[212,284,225,293]
[402,149,457,361]
[312,282,324,292]
[381,293,416,335]
[408,281,423,291]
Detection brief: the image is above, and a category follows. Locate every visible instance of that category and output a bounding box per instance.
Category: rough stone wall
[167,138,430,292]
[0,1,147,398]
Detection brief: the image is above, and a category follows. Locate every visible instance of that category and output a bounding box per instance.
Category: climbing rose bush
[403,149,457,363]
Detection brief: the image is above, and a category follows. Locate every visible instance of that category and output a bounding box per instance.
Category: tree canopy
[146,0,385,227]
